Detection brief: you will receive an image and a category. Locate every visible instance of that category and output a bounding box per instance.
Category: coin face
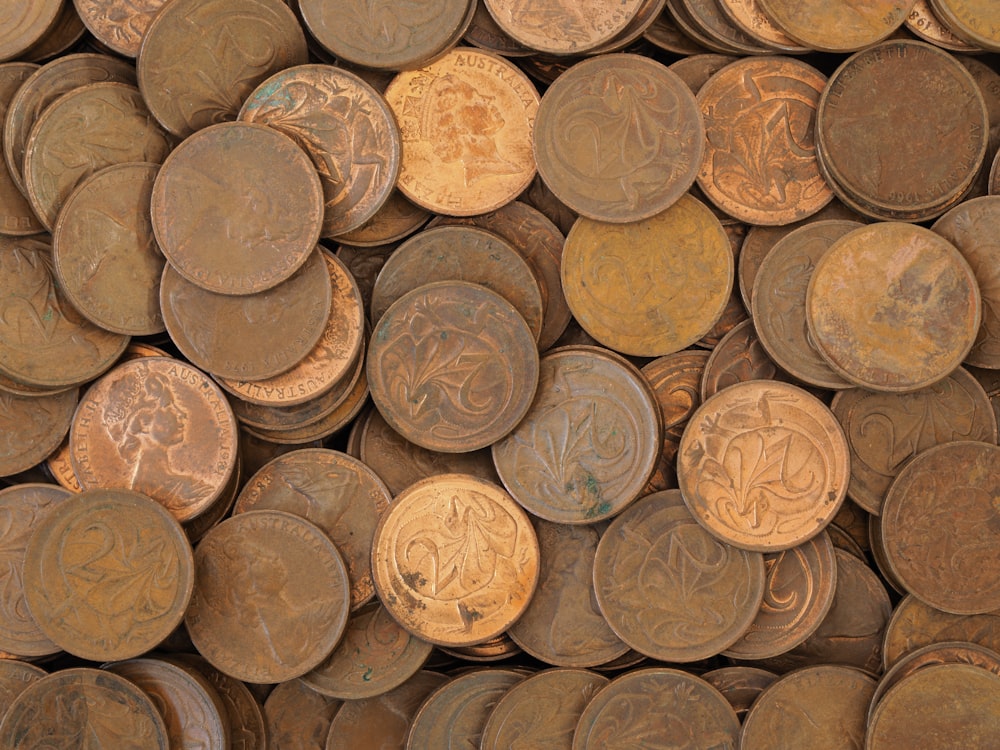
[0,387,77,478]
[74,0,168,57]
[700,318,795,401]
[264,679,341,750]
[933,0,1000,52]
[371,474,539,647]
[485,0,644,54]
[755,0,914,52]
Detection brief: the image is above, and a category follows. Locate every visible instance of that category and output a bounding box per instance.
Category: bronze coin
[0,387,77,477]
[0,1,61,63]
[137,0,307,138]
[677,380,849,552]
[700,666,776,720]
[239,64,401,238]
[755,0,914,52]
[70,356,238,523]
[561,194,732,356]
[371,473,539,647]
[263,678,341,750]
[0,667,168,748]
[484,0,644,54]
[22,488,194,662]
[830,367,997,516]
[20,0,85,63]
[643,8,711,54]
[185,510,351,683]
[668,53,738,94]
[519,171,578,237]
[492,345,662,524]
[699,318,795,401]
[367,280,539,453]
[869,511,907,597]
[681,0,775,54]
[534,53,703,223]
[739,665,875,749]
[160,248,332,381]
[464,0,533,57]
[572,668,739,750]
[334,190,430,248]
[335,242,395,320]
[932,0,1000,51]
[438,632,523,663]
[806,222,981,392]
[0,63,42,237]
[716,0,808,52]
[182,451,242,545]
[0,659,46,718]
[882,594,1000,671]
[74,0,168,57]
[577,0,668,55]
[234,448,392,611]
[906,0,980,51]
[594,490,766,662]
[969,364,1000,427]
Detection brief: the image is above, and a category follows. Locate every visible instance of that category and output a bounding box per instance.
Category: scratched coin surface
[186,510,351,683]
[371,474,539,647]
[534,53,703,223]
[22,488,193,661]
[755,0,914,51]
[561,194,733,356]
[594,490,765,662]
[0,387,77,477]
[384,48,538,216]
[932,0,1000,51]
[806,222,981,392]
[484,0,643,54]
[137,0,307,137]
[264,678,341,750]
[882,594,1000,671]
[677,380,849,551]
[367,280,539,453]
[74,0,169,57]
[0,63,42,237]
[492,345,662,524]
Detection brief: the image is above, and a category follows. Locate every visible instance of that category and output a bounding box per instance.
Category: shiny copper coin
[806,222,981,392]
[371,473,539,647]
[264,678,341,750]
[883,594,1000,671]
[492,345,662,524]
[534,53,703,223]
[562,194,732,356]
[677,380,849,552]
[137,0,307,137]
[756,0,914,51]
[334,190,430,247]
[0,660,45,718]
[699,318,795,400]
[0,387,77,477]
[572,668,739,750]
[385,48,538,216]
[239,65,401,238]
[0,667,168,749]
[0,0,61,62]
[594,490,765,662]
[0,63,42,237]
[932,0,1000,51]
[185,510,351,683]
[22,488,194,661]
[484,0,644,54]
[701,666,776,720]
[367,280,539,453]
[906,0,980,51]
[74,0,168,57]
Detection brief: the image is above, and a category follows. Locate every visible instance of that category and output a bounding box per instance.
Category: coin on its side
[932,0,1000,52]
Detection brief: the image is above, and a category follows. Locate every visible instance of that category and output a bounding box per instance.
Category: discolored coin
[534,53,703,223]
[367,280,539,453]
[717,0,808,52]
[807,222,980,392]
[701,666,776,720]
[484,0,644,54]
[0,387,77,477]
[492,345,662,524]
[883,595,1000,671]
[755,0,914,52]
[185,510,351,683]
[0,63,42,237]
[906,0,980,51]
[699,318,795,400]
[932,0,1000,51]
[74,0,168,57]
[371,474,539,647]
[561,194,732,356]
[0,660,45,718]
[22,488,194,662]
[0,1,61,62]
[334,190,430,247]
[464,1,532,56]
[677,380,849,551]
[264,678,341,750]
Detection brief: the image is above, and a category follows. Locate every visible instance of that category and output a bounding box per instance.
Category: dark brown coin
[534,54,703,223]
[492,345,662,524]
[969,364,1000,428]
[681,0,775,53]
[0,63,42,237]
[701,666,776,720]
[74,0,168,57]
[643,7,710,54]
[137,0,307,137]
[367,280,539,453]
[0,387,77,477]
[464,0,533,56]
[700,318,795,400]
[869,512,906,597]
[335,242,395,320]
[438,632,523,663]
[882,594,1000,671]
[668,53,738,93]
[0,660,45,718]
[0,1,61,62]
[263,678,341,750]
[22,488,194,662]
[0,667,168,749]
[334,190,430,247]
[756,0,914,52]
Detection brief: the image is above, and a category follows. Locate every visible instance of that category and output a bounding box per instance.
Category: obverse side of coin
[74,0,169,57]
[263,678,341,750]
[699,318,795,400]
[534,54,703,223]
[755,0,913,52]
[484,0,644,54]
[0,1,61,62]
[0,387,77,477]
[0,63,42,237]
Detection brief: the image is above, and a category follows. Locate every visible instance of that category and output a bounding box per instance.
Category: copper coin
[367,280,539,453]
[572,668,739,750]
[74,0,168,57]
[484,0,644,54]
[182,451,242,545]
[335,242,395,319]
[371,473,539,647]
[0,483,70,657]
[932,0,1000,51]
[160,248,332,381]
[831,499,871,552]
[20,0,85,63]
[699,318,795,401]
[806,222,981,392]
[437,632,523,663]
[969,364,1000,426]
[0,387,77,477]
[0,660,45,718]
[137,0,307,137]
[869,512,906,597]
[480,668,609,750]
[561,194,732,356]
[668,53,738,94]
[69,356,238,523]
[0,63,42,237]
[492,345,662,524]
[717,0,808,52]
[0,1,61,62]
[384,48,538,216]
[643,8,710,54]
[519,171,578,237]
[755,0,914,52]
[185,510,351,683]
[263,678,341,750]
[677,380,849,552]
[882,594,1000,671]
[234,448,392,611]
[751,220,862,389]
[594,490,766,662]
[0,667,168,748]
[464,1,533,56]
[701,666,776,720]
[334,190,430,247]
[239,64,401,238]
[508,518,629,668]
[830,367,997,516]
[906,0,980,51]
[681,0,775,54]
[22,488,193,661]
[534,53,703,223]
[739,665,875,749]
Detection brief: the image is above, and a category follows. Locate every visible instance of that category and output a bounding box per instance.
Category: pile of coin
[1,0,1000,746]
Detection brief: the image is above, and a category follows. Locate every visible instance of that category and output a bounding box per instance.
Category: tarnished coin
[717,0,808,52]
[0,63,42,237]
[0,667,168,749]
[371,474,539,647]
[438,632,522,663]
[677,380,849,552]
[367,280,539,453]
[484,0,644,54]
[534,54,703,223]
[643,7,710,54]
[0,1,61,62]
[883,595,1000,671]
[185,510,351,683]
[701,667,777,720]
[334,190,430,247]
[74,0,168,57]
[0,387,77,477]
[137,0,307,137]
[264,678,341,750]
[594,490,765,662]
[932,0,1000,52]
[906,0,980,51]
[561,194,732,356]
[806,222,981,392]
[0,660,45,718]
[492,345,662,524]
[700,318,795,400]
[668,53,739,94]
[755,0,914,52]
[22,488,194,662]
